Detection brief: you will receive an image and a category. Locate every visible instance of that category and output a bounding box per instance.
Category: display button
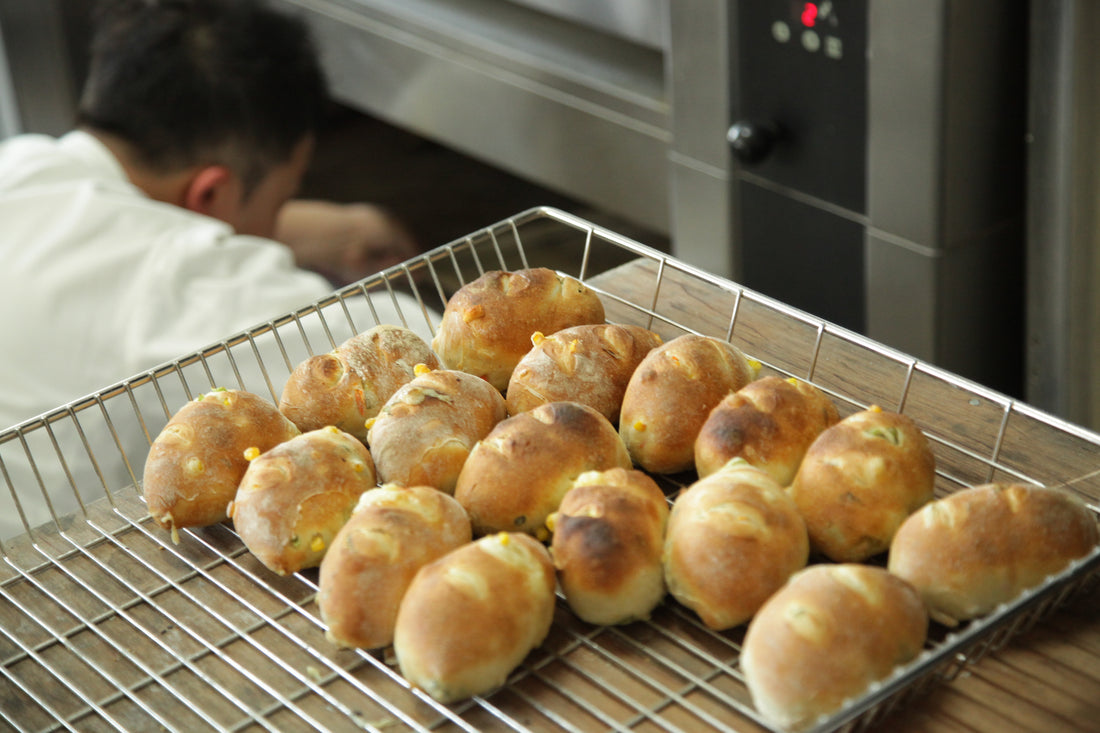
[801,29,821,52]
[825,36,843,59]
[772,21,791,43]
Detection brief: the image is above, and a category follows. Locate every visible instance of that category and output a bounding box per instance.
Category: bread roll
[663,460,808,630]
[888,483,1099,626]
[143,388,300,540]
[367,368,507,494]
[694,376,839,485]
[741,564,928,731]
[549,468,669,625]
[279,324,439,441]
[454,401,632,536]
[228,426,376,575]
[619,334,757,474]
[393,532,556,703]
[788,407,935,562]
[506,324,663,423]
[431,268,606,391]
[317,484,472,649]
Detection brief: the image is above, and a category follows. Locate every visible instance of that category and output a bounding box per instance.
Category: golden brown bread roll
[393,532,556,703]
[548,468,669,625]
[741,564,928,731]
[367,367,507,494]
[317,484,472,649]
[888,483,1099,626]
[694,376,839,485]
[788,406,936,562]
[278,324,439,441]
[619,334,757,474]
[142,388,300,540]
[506,323,663,423]
[663,460,808,630]
[454,401,632,536]
[431,268,606,391]
[228,426,376,575]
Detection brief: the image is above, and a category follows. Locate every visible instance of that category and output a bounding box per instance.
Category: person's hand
[275,200,419,286]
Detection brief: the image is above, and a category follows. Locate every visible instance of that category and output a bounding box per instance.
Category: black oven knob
[727,120,779,165]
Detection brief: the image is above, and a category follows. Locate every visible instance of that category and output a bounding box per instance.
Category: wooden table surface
[1,237,1097,733]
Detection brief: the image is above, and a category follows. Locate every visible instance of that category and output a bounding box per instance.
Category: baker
[0,0,433,539]
[0,0,426,433]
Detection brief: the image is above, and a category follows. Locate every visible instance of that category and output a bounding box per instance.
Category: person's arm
[275,200,419,286]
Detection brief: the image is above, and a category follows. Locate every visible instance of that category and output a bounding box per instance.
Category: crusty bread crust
[506,323,662,422]
[694,376,839,485]
[368,369,507,494]
[318,484,471,649]
[550,468,669,625]
[888,483,1100,626]
[393,532,556,703]
[789,407,936,562]
[279,324,439,441]
[228,426,376,575]
[431,268,606,392]
[454,401,632,536]
[663,461,808,630]
[619,334,756,474]
[741,564,928,731]
[142,389,300,536]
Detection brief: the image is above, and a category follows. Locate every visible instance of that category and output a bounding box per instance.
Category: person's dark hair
[77,0,329,194]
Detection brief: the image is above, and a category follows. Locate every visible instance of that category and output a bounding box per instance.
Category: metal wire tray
[1,206,1098,733]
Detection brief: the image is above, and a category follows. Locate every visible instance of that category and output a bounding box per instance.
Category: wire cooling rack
[1,206,1098,732]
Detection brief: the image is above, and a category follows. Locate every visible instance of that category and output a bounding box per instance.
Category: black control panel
[731,0,869,331]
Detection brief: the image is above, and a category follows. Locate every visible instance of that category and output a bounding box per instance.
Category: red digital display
[801,2,819,27]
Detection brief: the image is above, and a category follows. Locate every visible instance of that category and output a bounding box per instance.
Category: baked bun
[431,268,606,391]
[228,426,376,575]
[367,367,507,494]
[393,532,556,703]
[619,334,757,474]
[694,376,839,485]
[454,401,632,536]
[741,564,928,731]
[506,324,663,423]
[279,324,439,441]
[888,483,1099,626]
[549,468,669,625]
[317,484,472,649]
[143,388,300,540]
[788,407,936,562]
[663,460,808,630]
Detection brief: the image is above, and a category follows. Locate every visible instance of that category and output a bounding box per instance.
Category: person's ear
[182,165,243,225]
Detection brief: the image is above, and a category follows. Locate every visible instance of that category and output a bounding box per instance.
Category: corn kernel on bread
[549,468,669,625]
[663,460,808,630]
[619,334,757,474]
[278,324,439,441]
[888,483,1099,626]
[506,323,663,423]
[788,407,935,562]
[367,368,507,494]
[317,484,472,649]
[393,532,556,703]
[431,268,606,392]
[228,427,376,575]
[143,389,300,539]
[694,376,839,485]
[454,401,632,536]
[741,564,928,731]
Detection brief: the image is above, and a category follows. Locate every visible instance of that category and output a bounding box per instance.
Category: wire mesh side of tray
[0,206,1098,733]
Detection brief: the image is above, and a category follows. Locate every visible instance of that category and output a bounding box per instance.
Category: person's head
[76,0,329,237]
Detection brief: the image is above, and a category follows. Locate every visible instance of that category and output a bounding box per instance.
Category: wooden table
[1,209,1097,732]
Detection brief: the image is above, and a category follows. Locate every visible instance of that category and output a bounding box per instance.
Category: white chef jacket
[0,131,434,539]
